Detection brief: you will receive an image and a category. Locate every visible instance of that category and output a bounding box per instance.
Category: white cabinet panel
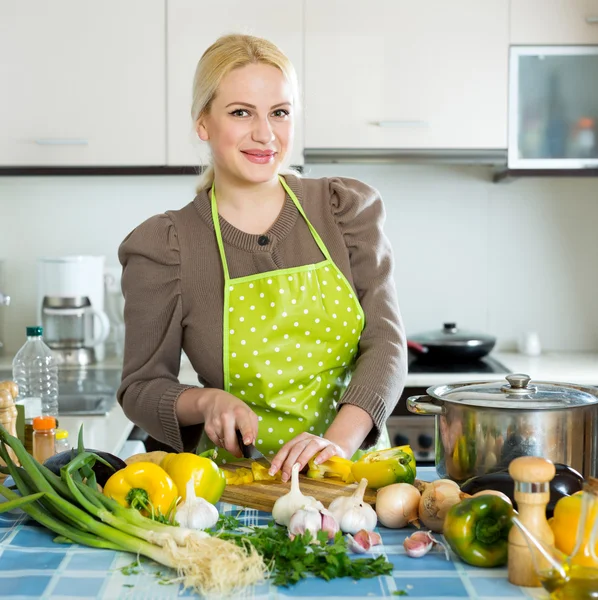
[511,0,598,44]
[305,0,508,150]
[167,0,304,166]
[0,1,165,166]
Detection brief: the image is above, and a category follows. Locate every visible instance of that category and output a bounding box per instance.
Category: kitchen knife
[235,430,272,470]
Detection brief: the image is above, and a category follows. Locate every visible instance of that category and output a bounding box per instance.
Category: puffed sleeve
[329,178,408,448]
[117,214,200,452]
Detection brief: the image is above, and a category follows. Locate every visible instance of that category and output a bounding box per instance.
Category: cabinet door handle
[34,138,89,146]
[585,16,598,24]
[373,120,428,128]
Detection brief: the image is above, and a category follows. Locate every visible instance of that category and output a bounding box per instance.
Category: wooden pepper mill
[508,456,556,587]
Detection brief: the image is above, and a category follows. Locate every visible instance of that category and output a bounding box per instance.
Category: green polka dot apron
[197,175,387,464]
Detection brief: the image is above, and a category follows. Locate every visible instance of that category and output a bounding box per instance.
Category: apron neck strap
[210,175,334,280]
[210,183,231,282]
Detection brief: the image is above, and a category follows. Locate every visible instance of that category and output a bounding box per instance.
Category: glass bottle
[12,326,59,417]
[32,416,56,464]
[54,428,70,454]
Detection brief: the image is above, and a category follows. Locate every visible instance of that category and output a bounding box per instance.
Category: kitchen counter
[0,468,545,600]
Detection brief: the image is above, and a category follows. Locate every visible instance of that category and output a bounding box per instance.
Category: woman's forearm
[324,404,374,458]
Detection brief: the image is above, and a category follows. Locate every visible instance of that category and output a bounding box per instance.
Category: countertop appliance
[37,256,110,367]
[386,353,510,466]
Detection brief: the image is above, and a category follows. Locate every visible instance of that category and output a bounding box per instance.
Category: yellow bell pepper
[350,445,416,490]
[306,455,355,483]
[550,492,598,565]
[161,452,226,505]
[103,461,178,522]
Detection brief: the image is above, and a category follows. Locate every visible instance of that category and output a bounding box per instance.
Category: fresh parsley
[218,520,393,587]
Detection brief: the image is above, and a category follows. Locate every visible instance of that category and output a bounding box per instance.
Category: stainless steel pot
[407,373,598,482]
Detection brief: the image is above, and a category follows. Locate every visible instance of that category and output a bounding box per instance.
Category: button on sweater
[117,174,407,452]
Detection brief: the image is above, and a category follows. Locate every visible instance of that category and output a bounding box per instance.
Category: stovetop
[407,354,510,375]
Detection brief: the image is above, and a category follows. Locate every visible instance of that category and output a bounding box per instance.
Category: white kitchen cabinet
[0,1,165,167]
[167,0,304,166]
[304,0,509,150]
[511,0,598,44]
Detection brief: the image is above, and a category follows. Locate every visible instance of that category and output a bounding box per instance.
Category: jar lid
[32,416,56,430]
[55,428,68,440]
[427,373,598,410]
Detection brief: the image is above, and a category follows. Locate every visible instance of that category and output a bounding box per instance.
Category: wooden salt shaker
[0,384,20,479]
[508,456,555,587]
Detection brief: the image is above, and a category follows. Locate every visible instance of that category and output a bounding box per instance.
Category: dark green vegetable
[460,463,583,518]
[43,449,126,487]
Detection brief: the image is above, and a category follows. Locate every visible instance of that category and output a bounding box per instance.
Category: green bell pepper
[443,494,514,567]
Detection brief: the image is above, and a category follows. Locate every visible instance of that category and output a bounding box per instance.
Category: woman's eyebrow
[225,101,292,109]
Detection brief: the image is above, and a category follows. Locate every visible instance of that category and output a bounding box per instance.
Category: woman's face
[197,63,294,186]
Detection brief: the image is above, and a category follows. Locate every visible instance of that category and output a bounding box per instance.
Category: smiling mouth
[241,150,277,164]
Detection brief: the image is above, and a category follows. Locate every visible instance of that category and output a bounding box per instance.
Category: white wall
[0,164,597,355]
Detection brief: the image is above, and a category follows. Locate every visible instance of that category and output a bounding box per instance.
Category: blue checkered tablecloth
[0,469,547,600]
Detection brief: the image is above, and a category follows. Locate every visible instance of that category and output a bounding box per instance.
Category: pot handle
[407,395,444,415]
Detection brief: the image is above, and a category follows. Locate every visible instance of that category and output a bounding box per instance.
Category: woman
[117,34,407,483]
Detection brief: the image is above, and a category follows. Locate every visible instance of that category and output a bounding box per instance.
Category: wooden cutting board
[220,462,377,512]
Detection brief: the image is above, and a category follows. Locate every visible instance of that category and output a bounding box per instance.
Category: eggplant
[44,449,126,487]
[460,463,584,519]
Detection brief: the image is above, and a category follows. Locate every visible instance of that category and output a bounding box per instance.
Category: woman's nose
[252,117,275,144]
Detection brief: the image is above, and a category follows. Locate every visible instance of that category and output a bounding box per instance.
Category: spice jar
[32,416,56,464]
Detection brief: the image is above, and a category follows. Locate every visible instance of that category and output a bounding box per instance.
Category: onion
[418,479,466,533]
[375,483,421,528]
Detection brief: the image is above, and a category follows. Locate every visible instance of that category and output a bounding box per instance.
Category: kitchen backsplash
[0,164,597,355]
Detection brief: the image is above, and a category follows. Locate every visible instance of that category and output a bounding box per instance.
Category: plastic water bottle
[12,326,59,417]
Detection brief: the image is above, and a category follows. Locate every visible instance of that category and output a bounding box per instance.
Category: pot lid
[428,373,598,409]
[410,322,495,348]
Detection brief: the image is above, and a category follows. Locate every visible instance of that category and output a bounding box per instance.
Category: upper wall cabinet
[304,0,509,150]
[0,1,165,166]
[166,1,304,166]
[511,0,598,44]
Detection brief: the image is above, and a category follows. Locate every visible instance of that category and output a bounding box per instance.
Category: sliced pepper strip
[103,461,178,522]
[251,462,282,482]
[161,452,226,505]
[223,467,254,486]
[350,445,416,489]
[306,456,355,483]
[443,495,514,567]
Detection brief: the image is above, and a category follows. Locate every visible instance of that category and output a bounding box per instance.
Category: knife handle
[235,430,251,459]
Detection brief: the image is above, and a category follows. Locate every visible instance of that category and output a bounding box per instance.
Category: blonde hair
[191,34,300,193]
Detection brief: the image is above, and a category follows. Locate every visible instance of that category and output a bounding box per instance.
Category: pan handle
[407,395,444,415]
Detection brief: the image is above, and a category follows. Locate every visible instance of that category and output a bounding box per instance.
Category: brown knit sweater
[117,174,407,452]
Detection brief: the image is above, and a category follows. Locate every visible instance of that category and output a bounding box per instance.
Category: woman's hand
[268,433,347,482]
[177,388,258,458]
[200,390,259,457]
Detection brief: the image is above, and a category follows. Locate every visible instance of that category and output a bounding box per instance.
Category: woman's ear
[196,117,209,142]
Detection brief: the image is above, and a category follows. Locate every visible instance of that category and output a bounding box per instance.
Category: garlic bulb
[272,463,323,526]
[175,479,219,530]
[288,506,323,538]
[288,506,340,541]
[328,478,377,534]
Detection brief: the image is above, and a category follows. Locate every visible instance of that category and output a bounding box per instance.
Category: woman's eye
[230,109,250,117]
[272,109,290,118]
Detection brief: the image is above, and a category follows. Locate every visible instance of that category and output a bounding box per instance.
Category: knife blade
[235,430,272,470]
